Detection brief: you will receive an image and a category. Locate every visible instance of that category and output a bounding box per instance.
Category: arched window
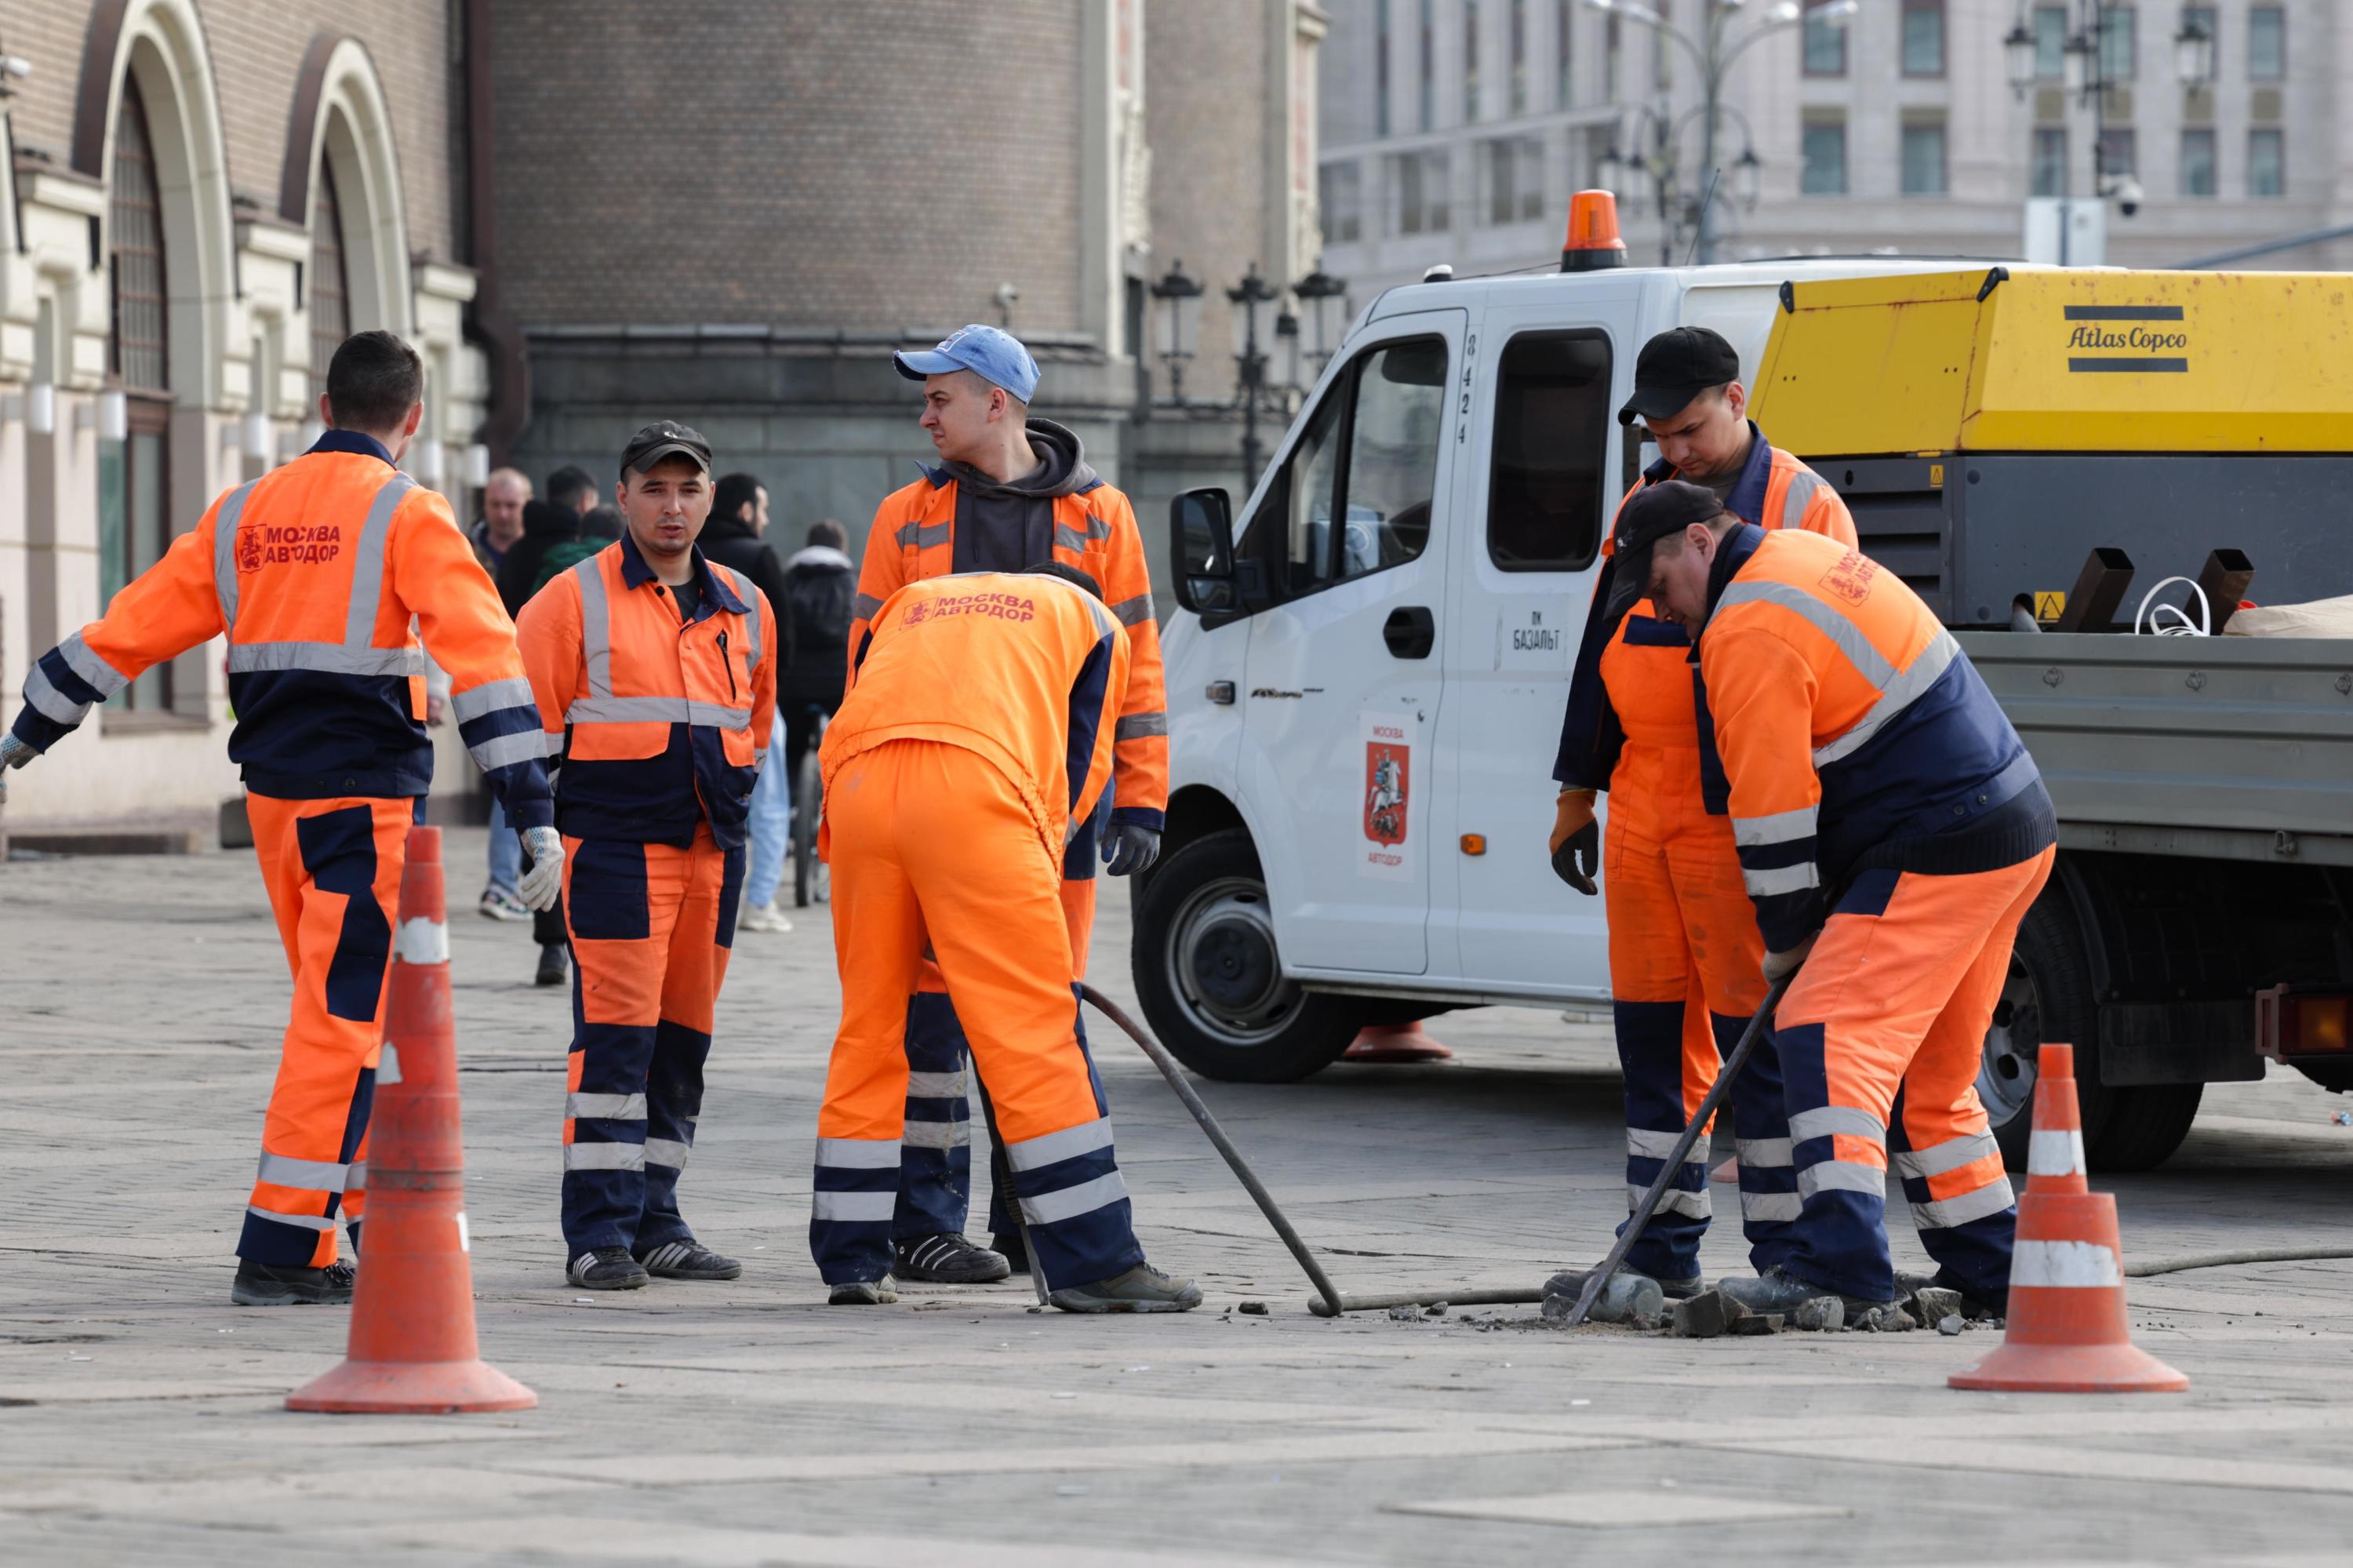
[106,73,174,711]
[310,153,351,394]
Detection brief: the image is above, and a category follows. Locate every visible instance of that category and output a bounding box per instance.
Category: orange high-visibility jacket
[1554,424,1854,792]
[1696,526,2050,953]
[848,466,1166,831]
[824,572,1131,870]
[515,533,776,851]
[8,431,552,822]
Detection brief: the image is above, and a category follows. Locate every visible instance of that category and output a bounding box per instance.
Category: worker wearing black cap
[1540,331,1857,1313]
[515,420,778,1290]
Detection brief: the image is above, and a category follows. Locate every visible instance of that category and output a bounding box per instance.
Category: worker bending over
[1547,328,1855,1303]
[0,331,559,1305]
[846,325,1168,1287]
[811,565,1199,1313]
[516,421,776,1292]
[1613,480,2049,1319]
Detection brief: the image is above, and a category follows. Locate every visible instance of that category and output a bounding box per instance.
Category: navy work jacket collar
[306,428,396,465]
[1691,522,1767,653]
[616,530,751,619]
[1640,419,1775,526]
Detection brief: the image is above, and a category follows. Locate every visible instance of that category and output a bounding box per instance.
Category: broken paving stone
[1388,1304,1421,1322]
[1423,1301,1449,1317]
[1853,1304,1913,1333]
[1937,1313,1965,1336]
[1791,1296,1844,1333]
[1670,1290,1745,1339]
[1908,1286,1964,1326]
[1238,1301,1267,1315]
[1540,1292,1572,1321]
[1729,1312,1784,1336]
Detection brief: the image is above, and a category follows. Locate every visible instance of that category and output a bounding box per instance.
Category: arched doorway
[310,155,354,398]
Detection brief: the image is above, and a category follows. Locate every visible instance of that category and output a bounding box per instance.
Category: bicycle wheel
[792,744,824,907]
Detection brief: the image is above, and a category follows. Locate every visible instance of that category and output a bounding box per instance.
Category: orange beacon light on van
[1562,190,1628,274]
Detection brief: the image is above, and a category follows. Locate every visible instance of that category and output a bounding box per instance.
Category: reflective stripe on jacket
[823,572,1130,870]
[847,469,1166,830]
[1695,525,2051,951]
[1554,426,1855,792]
[10,431,552,821]
[516,533,777,850]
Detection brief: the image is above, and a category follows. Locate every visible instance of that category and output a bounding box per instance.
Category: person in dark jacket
[708,475,801,933]
[700,475,794,632]
[779,518,855,777]
[496,466,601,620]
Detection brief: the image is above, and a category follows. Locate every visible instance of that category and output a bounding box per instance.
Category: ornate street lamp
[1150,259,1203,404]
[2173,15,2214,89]
[2003,15,2038,96]
[1292,262,1351,373]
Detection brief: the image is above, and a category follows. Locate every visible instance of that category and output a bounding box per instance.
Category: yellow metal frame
[1750,268,2353,454]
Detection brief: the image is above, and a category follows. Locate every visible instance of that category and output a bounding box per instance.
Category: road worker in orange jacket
[1546,328,1857,1307]
[0,331,559,1307]
[811,563,1199,1313]
[843,325,1169,1288]
[1615,481,2053,1319]
[515,421,776,1292]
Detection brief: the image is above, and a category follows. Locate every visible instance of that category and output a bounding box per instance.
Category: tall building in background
[1318,0,2353,297]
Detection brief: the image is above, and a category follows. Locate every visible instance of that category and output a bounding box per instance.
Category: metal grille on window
[311,158,353,391]
[106,75,175,711]
[109,78,168,394]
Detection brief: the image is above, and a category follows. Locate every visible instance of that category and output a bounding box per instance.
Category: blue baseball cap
[893,324,1040,403]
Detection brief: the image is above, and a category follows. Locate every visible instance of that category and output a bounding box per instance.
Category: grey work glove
[1101,822,1162,878]
[518,825,566,912]
[1762,931,1818,984]
[0,732,36,806]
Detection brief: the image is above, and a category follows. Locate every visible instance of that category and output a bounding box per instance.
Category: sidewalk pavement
[5,827,2353,1566]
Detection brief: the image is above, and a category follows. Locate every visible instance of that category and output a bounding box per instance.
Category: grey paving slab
[5,830,2353,1566]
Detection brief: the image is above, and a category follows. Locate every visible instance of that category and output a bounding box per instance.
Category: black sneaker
[567,1246,649,1290]
[231,1258,357,1306]
[635,1239,741,1281]
[828,1277,899,1305]
[1048,1261,1203,1314]
[894,1233,1012,1283]
[1718,1265,1884,1319]
[536,944,569,988]
[991,1231,1031,1275]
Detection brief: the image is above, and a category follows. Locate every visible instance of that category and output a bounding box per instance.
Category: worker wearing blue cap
[816,323,1169,1301]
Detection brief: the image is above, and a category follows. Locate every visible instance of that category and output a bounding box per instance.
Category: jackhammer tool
[1557,970,1795,1328]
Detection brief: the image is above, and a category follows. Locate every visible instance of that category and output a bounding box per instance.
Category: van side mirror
[1171,488,1238,615]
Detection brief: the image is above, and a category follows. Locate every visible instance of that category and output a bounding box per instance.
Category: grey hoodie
[943,417,1097,575]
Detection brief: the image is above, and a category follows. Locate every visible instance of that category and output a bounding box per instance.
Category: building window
[1465,0,1480,122]
[1481,136,1545,225]
[1321,161,1363,244]
[1420,0,1435,131]
[2179,127,2215,197]
[2033,5,2067,78]
[1489,330,1612,573]
[105,75,174,713]
[1902,1,1944,77]
[2249,128,2283,197]
[1394,147,1452,235]
[2099,5,2135,82]
[1509,0,1527,115]
[1555,0,1573,107]
[2097,126,2137,179]
[1800,118,1846,195]
[1900,118,1947,196]
[1376,0,1392,136]
[2031,127,2068,196]
[1803,1,1847,76]
[2247,5,2283,81]
[311,158,353,394]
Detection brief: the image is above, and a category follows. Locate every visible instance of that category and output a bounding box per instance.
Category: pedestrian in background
[470,467,532,578]
[778,518,856,788]
[495,465,600,620]
[703,474,798,935]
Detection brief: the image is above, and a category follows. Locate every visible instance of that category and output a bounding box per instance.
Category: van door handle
[1383,606,1435,660]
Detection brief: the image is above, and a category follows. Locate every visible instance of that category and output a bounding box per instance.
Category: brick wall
[5,0,460,263]
[489,0,1086,334]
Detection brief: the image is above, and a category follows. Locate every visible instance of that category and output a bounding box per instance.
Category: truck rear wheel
[1132,828,1361,1083]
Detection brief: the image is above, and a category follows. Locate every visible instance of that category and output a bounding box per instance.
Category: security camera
[1,54,33,81]
[2111,176,2144,218]
[993,282,1020,309]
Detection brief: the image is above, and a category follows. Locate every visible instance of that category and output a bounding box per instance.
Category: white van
[1131,256,1970,1083]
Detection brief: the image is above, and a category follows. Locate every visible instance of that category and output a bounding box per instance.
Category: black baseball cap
[1616,326,1742,427]
[1600,479,1729,622]
[619,420,712,478]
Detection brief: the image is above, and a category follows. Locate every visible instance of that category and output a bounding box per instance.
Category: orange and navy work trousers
[1773,845,2053,1306]
[240,793,416,1268]
[560,827,744,1257]
[1603,743,1796,1282]
[813,740,1141,1290]
[896,806,1100,1245]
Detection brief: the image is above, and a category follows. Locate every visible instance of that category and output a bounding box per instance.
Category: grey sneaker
[635,1240,741,1280]
[479,886,531,922]
[895,1233,1012,1284]
[1048,1261,1203,1314]
[828,1277,900,1305]
[1718,1265,1876,1319]
[567,1246,649,1290]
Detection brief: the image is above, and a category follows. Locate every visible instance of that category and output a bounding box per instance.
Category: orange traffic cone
[1948,1042,2186,1394]
[288,826,536,1415]
[1342,1022,1454,1062]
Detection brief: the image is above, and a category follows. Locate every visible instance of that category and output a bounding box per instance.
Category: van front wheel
[1132,829,1360,1082]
